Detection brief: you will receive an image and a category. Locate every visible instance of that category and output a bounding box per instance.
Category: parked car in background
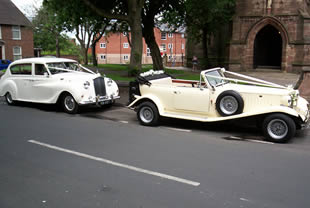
[0,60,12,70]
[128,68,310,143]
[0,57,119,113]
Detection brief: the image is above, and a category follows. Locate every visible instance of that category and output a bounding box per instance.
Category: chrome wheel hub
[140,106,154,123]
[220,96,238,115]
[64,96,75,111]
[267,119,288,139]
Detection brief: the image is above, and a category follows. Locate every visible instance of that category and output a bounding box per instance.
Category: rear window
[10,64,32,75]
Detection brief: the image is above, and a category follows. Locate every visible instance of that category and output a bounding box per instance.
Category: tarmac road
[1,97,310,208]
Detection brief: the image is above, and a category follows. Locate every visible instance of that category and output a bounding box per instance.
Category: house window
[123,43,129,48]
[100,54,106,60]
[12,26,21,40]
[181,33,185,38]
[100,43,106,48]
[13,46,22,60]
[123,55,129,60]
[182,43,184,50]
[0,26,2,39]
[168,33,173,38]
[123,32,127,36]
[146,48,151,56]
[160,44,166,52]
[161,32,167,40]
[168,43,173,49]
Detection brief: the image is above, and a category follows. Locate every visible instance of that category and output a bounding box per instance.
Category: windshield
[205,70,227,86]
[47,62,78,74]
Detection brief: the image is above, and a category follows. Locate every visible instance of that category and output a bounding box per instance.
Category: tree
[142,0,186,70]
[32,4,66,57]
[44,0,144,71]
[185,0,236,67]
[81,0,144,72]
[44,0,110,65]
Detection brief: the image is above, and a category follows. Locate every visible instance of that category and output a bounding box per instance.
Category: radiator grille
[93,77,106,96]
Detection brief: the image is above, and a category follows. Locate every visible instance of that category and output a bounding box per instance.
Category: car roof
[10,57,77,65]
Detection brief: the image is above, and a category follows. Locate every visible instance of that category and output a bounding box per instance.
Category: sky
[11,0,43,19]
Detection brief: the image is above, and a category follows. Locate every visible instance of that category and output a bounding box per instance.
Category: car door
[29,64,55,103]
[173,86,210,115]
[9,63,33,101]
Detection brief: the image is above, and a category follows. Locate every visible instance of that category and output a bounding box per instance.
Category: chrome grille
[93,77,106,96]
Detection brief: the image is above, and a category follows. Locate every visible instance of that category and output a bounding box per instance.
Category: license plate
[100,100,111,105]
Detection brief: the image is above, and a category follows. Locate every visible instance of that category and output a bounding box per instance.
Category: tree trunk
[55,35,60,57]
[82,0,144,71]
[91,43,97,66]
[202,27,209,68]
[142,20,163,70]
[127,0,144,72]
[84,48,88,65]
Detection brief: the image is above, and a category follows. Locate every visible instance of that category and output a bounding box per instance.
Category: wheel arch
[129,95,164,115]
[56,91,74,104]
[1,80,18,100]
[259,112,303,130]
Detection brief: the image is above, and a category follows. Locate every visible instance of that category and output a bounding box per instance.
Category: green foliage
[32,4,66,52]
[42,44,81,56]
[185,0,236,42]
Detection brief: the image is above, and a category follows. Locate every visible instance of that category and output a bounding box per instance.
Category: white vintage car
[128,68,310,143]
[0,57,119,113]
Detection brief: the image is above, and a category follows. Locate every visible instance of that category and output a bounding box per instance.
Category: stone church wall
[228,0,310,72]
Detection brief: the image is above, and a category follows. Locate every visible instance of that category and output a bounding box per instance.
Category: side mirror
[44,72,49,78]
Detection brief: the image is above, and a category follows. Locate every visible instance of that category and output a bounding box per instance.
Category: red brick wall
[96,28,186,65]
[0,25,34,61]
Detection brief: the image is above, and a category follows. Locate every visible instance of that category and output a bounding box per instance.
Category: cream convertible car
[0,57,119,113]
[128,68,310,143]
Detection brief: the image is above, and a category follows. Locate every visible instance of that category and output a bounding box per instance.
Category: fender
[128,94,165,115]
[208,105,301,122]
[0,80,18,100]
[54,88,81,104]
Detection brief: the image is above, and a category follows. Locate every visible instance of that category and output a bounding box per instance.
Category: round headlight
[107,78,113,87]
[83,81,90,89]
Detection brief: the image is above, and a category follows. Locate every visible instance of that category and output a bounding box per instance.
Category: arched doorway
[253,25,282,69]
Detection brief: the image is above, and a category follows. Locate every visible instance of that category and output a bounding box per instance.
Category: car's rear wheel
[216,90,244,116]
[62,93,78,114]
[5,92,15,105]
[137,101,159,126]
[262,113,296,143]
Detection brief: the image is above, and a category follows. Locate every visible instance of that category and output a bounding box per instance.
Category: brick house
[0,0,34,61]
[229,0,310,72]
[96,27,186,66]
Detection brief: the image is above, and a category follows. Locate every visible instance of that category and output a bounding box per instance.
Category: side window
[10,64,32,75]
[35,64,47,75]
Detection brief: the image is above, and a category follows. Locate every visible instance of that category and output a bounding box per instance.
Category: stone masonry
[229,0,310,72]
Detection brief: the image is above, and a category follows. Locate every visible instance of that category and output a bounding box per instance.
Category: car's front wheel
[62,93,78,114]
[137,101,159,126]
[262,113,296,143]
[5,92,15,105]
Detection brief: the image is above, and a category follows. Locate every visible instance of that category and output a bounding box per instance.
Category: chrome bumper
[79,95,120,105]
[96,95,120,105]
